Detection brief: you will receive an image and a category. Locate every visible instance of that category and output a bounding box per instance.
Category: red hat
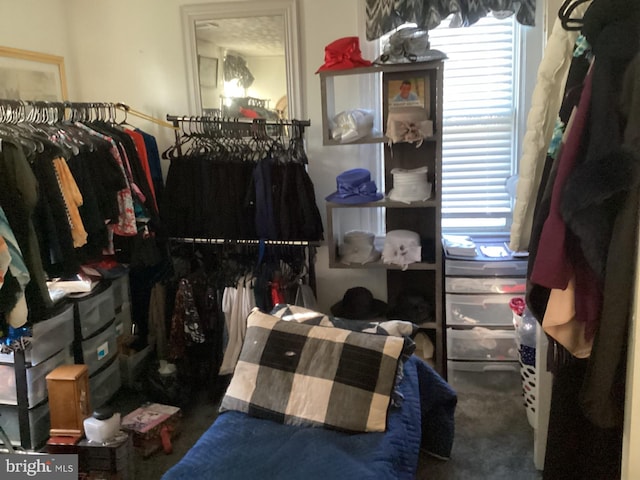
[316,37,372,73]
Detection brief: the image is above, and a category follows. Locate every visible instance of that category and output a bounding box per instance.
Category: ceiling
[195,15,285,58]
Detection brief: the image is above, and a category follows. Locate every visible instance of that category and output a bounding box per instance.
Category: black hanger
[558,0,590,31]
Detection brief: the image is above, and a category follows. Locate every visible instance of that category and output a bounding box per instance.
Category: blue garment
[253,156,278,240]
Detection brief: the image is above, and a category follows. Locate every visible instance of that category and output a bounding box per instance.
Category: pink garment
[531,66,603,341]
[75,123,137,236]
[530,66,594,290]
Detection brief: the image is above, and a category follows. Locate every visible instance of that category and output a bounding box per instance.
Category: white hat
[339,230,381,265]
[382,230,422,270]
[388,167,432,203]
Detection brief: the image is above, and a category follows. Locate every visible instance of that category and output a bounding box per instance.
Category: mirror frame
[181,0,302,120]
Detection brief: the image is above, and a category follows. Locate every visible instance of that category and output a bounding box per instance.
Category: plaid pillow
[220,308,405,432]
[271,304,417,409]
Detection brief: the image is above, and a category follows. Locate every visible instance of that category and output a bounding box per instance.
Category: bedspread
[162,355,456,480]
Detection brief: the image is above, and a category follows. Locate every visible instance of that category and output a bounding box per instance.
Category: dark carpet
[110,371,542,479]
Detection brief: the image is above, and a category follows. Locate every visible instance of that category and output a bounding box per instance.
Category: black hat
[330,287,388,320]
[387,289,433,325]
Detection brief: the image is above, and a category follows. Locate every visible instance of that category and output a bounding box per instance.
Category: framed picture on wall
[0,46,68,101]
[198,55,218,88]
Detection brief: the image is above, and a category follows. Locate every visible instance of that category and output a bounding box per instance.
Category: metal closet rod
[170,237,318,246]
[165,115,310,127]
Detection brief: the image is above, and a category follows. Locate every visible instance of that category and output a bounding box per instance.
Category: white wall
[245,55,286,108]
[0,0,75,95]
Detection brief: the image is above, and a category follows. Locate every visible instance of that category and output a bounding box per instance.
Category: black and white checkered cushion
[220,308,405,432]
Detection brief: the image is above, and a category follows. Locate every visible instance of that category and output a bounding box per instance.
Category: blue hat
[325,168,383,204]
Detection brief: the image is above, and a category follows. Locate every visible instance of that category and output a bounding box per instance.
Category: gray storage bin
[446,327,518,361]
[89,356,122,409]
[0,401,50,450]
[445,276,525,294]
[112,274,130,310]
[445,258,528,277]
[73,283,116,340]
[0,347,73,407]
[447,360,521,394]
[0,304,74,366]
[79,321,118,376]
[114,301,132,338]
[446,293,520,327]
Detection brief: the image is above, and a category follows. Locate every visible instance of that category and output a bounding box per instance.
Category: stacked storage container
[444,237,527,393]
[112,272,151,388]
[0,303,75,449]
[70,281,121,409]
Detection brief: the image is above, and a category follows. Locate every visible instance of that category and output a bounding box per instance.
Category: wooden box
[78,432,133,479]
[45,364,91,437]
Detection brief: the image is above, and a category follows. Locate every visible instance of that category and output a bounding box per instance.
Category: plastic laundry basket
[519,345,537,429]
[511,300,538,429]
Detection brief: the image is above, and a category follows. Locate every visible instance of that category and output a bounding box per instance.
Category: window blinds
[429,15,519,233]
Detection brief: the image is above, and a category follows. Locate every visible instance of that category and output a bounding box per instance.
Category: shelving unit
[320,60,446,376]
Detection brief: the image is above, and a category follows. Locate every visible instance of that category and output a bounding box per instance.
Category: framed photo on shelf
[383,72,433,144]
[0,46,68,101]
[387,77,428,110]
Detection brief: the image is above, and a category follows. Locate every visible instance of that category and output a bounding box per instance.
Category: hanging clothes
[522,1,640,478]
[161,117,323,243]
[510,0,592,252]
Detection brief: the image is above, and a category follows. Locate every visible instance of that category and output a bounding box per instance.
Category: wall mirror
[181,0,302,120]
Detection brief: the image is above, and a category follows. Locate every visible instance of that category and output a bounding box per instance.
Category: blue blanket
[163,355,456,480]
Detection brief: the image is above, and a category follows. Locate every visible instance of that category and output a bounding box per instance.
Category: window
[428,15,520,234]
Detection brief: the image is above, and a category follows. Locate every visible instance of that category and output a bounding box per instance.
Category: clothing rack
[169,237,317,246]
[168,237,318,295]
[0,99,175,129]
[165,114,311,158]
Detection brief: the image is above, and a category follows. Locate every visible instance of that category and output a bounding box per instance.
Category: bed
[162,306,457,480]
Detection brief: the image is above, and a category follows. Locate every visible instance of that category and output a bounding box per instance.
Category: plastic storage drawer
[445,258,527,277]
[446,293,520,327]
[114,301,132,338]
[445,277,525,294]
[0,347,73,407]
[447,360,521,393]
[79,321,118,376]
[73,283,116,340]
[89,356,122,409]
[112,274,130,310]
[0,304,74,366]
[0,401,50,449]
[446,327,518,361]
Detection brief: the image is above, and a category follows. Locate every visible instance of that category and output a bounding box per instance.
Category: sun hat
[387,289,433,325]
[382,230,422,270]
[386,106,433,146]
[316,37,372,73]
[339,230,381,265]
[325,168,383,204]
[388,167,432,203]
[374,27,447,65]
[330,286,388,320]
